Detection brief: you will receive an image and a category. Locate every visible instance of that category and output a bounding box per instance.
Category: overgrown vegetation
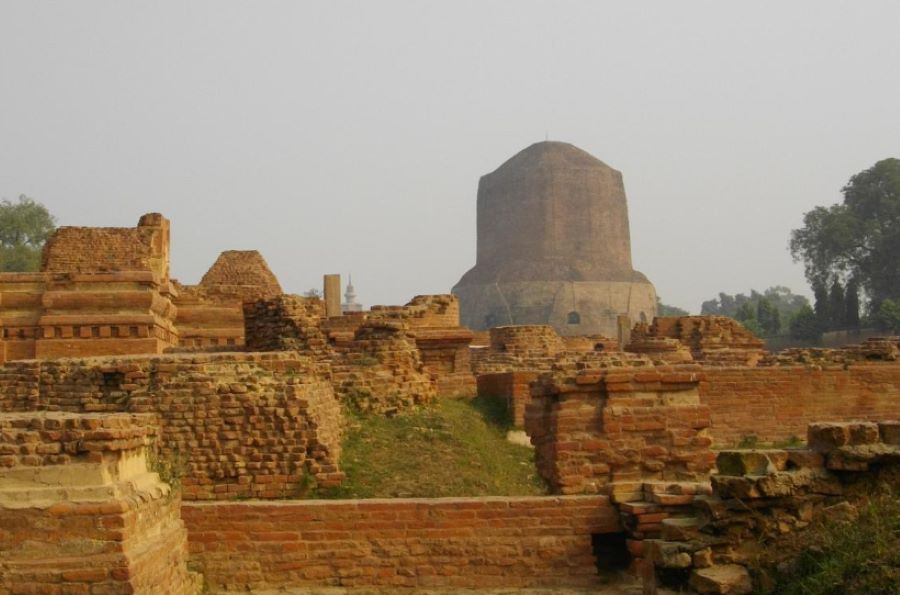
[751,481,899,595]
[735,434,803,449]
[313,396,547,498]
[148,446,189,497]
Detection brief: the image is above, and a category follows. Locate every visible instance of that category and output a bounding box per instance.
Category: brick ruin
[0,212,899,593]
[174,249,283,350]
[0,352,344,500]
[621,420,900,593]
[0,215,473,412]
[628,316,766,366]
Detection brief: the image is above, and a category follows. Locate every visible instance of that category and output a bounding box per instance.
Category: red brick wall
[699,363,900,446]
[182,495,620,591]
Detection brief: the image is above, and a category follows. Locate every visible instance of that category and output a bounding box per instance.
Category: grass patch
[313,396,547,498]
[752,481,899,594]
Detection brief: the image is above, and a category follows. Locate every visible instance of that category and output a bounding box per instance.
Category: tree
[828,280,846,329]
[656,297,688,317]
[0,195,56,272]
[813,281,829,328]
[700,286,808,335]
[790,158,900,314]
[303,288,322,299]
[845,277,861,329]
[734,302,762,336]
[789,305,822,342]
[875,298,900,332]
[756,297,781,336]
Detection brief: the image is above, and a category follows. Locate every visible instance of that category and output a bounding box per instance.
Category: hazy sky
[2,2,898,312]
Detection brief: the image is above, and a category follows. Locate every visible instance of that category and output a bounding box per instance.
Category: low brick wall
[700,363,900,446]
[182,495,620,591]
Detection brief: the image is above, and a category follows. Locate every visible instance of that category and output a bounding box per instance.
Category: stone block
[645,539,693,568]
[808,421,880,452]
[716,450,784,476]
[785,449,824,469]
[710,476,761,499]
[879,420,900,445]
[689,564,752,595]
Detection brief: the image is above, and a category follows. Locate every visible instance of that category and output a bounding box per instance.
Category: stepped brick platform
[0,411,201,594]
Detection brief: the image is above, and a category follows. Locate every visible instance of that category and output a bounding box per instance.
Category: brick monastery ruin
[453,141,658,336]
[0,207,898,590]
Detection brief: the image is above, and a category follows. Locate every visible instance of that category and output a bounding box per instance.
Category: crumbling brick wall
[41,212,170,280]
[0,411,201,594]
[345,295,476,397]
[627,420,900,594]
[371,294,461,328]
[243,294,329,354]
[246,296,438,412]
[760,336,899,365]
[331,320,437,413]
[0,352,344,499]
[182,495,621,591]
[629,316,765,366]
[473,324,641,375]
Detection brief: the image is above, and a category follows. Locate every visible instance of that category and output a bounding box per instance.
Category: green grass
[752,483,900,594]
[312,396,547,498]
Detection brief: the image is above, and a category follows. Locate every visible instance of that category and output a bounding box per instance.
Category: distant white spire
[344,274,357,305]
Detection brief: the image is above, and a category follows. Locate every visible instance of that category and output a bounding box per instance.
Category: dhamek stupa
[452,141,657,336]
